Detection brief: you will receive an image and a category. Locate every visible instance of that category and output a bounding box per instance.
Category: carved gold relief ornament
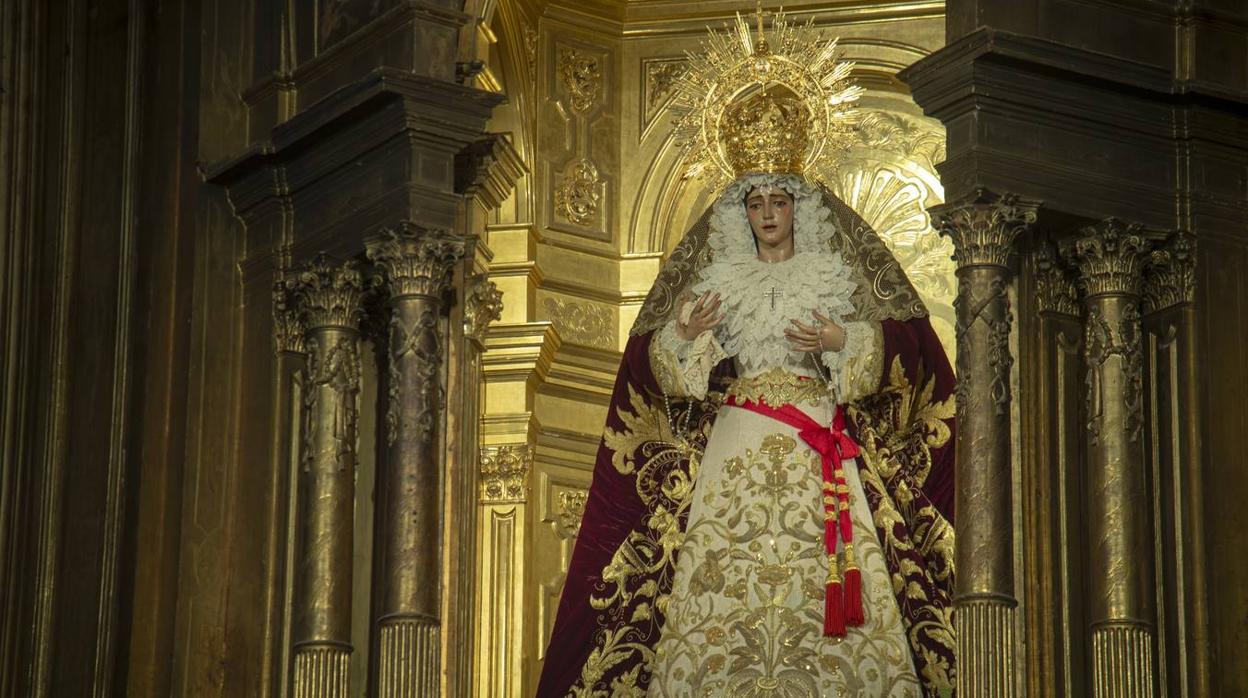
[541,296,613,350]
[554,490,588,540]
[480,444,533,504]
[464,273,503,342]
[557,45,601,114]
[669,4,863,187]
[1143,231,1196,313]
[554,158,603,227]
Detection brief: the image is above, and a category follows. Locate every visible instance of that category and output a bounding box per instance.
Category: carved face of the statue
[745,186,795,255]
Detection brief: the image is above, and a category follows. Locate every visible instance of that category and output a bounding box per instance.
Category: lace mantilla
[707,174,840,259]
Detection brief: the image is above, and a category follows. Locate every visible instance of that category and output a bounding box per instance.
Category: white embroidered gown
[645,251,921,698]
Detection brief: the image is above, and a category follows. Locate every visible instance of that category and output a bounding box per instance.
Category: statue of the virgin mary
[536,10,957,697]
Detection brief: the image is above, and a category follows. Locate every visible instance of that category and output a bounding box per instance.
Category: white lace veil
[630,174,927,337]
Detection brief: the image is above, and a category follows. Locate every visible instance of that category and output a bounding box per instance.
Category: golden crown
[671,4,862,185]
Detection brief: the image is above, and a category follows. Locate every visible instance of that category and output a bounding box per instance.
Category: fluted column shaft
[288,256,366,698]
[367,227,467,697]
[1062,220,1158,697]
[934,192,1037,697]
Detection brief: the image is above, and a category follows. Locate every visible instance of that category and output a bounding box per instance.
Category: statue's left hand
[785,311,846,353]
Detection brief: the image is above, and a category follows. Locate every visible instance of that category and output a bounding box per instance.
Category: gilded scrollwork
[1142,231,1196,313]
[558,45,602,114]
[464,273,503,342]
[642,59,685,129]
[522,24,538,77]
[480,444,534,504]
[542,296,613,349]
[555,489,589,540]
[554,158,603,228]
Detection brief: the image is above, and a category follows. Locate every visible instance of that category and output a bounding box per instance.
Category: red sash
[725,394,864,637]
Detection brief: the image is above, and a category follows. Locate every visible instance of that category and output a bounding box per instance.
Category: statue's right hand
[676,291,723,341]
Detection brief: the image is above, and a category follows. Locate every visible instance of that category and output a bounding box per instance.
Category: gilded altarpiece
[467,3,956,695]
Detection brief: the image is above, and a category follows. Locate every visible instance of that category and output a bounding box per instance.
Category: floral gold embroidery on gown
[644,179,920,697]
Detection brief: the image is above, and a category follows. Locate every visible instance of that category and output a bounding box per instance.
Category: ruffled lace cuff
[819,320,882,404]
[651,319,727,400]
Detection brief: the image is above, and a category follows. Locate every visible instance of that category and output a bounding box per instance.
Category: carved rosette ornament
[930,190,1039,698]
[1061,218,1160,698]
[365,226,467,698]
[464,273,503,343]
[1142,231,1196,313]
[285,254,366,698]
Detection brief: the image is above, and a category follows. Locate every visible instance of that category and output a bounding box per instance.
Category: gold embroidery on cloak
[847,356,957,693]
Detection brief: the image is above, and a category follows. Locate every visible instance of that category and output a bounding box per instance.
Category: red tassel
[843,567,864,626]
[824,581,846,637]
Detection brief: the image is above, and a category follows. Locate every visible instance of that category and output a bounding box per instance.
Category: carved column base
[292,642,351,698]
[956,596,1017,698]
[377,616,441,697]
[1091,623,1156,698]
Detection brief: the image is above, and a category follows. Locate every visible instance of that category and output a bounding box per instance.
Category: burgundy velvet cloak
[536,316,957,697]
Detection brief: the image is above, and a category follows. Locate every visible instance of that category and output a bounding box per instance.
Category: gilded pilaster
[366,225,466,697]
[1061,218,1159,697]
[475,443,534,698]
[287,255,367,698]
[932,189,1038,697]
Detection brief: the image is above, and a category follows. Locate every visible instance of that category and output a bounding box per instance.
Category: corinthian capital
[367,225,467,299]
[480,444,533,504]
[1032,243,1081,317]
[1060,218,1157,298]
[288,254,367,330]
[273,280,307,354]
[464,274,504,342]
[1142,231,1196,313]
[932,189,1040,270]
